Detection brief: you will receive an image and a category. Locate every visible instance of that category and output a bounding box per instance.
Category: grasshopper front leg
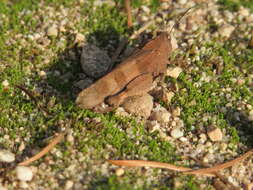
[106,73,153,107]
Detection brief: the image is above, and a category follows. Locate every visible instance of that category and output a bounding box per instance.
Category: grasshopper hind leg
[106,73,153,107]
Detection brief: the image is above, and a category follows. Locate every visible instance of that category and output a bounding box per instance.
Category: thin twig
[15,84,51,115]
[18,132,65,166]
[15,85,38,103]
[130,20,155,40]
[124,0,132,28]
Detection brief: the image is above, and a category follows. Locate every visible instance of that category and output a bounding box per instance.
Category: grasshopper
[76,32,172,109]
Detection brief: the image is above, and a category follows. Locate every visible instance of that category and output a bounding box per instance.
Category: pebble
[67,131,74,144]
[218,24,235,38]
[65,180,74,190]
[38,70,46,78]
[115,107,129,117]
[81,44,112,79]
[166,67,183,79]
[150,109,171,123]
[146,121,161,132]
[115,168,124,176]
[47,25,58,37]
[179,137,188,142]
[2,80,9,87]
[207,126,223,142]
[178,0,187,5]
[141,5,150,14]
[199,133,207,144]
[249,110,253,121]
[171,35,178,50]
[239,7,250,17]
[16,166,33,181]
[161,2,169,10]
[0,184,7,190]
[123,94,153,118]
[172,107,181,117]
[19,181,29,188]
[18,142,26,152]
[245,182,253,190]
[170,128,184,139]
[0,150,15,163]
[75,33,85,43]
[164,91,175,103]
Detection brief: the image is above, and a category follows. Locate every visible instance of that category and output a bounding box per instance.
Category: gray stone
[81,44,112,79]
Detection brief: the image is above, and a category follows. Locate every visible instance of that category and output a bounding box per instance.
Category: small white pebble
[218,24,235,38]
[164,91,175,103]
[47,25,58,37]
[166,67,182,79]
[67,132,74,144]
[0,150,15,163]
[2,80,9,87]
[171,121,177,127]
[19,181,29,188]
[207,126,223,142]
[171,35,178,50]
[38,70,46,78]
[75,33,85,43]
[172,107,181,117]
[65,180,74,190]
[141,5,150,13]
[178,0,187,5]
[179,137,188,142]
[115,168,124,176]
[18,142,26,152]
[161,2,169,10]
[0,184,7,190]
[170,128,184,139]
[16,166,33,181]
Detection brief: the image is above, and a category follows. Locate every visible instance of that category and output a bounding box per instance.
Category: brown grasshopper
[76,32,172,109]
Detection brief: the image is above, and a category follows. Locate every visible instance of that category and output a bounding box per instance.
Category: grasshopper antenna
[169,4,203,34]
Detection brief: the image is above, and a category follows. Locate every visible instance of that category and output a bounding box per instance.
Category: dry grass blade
[107,160,215,176]
[190,157,239,190]
[130,20,155,40]
[18,132,65,166]
[184,149,253,175]
[108,149,253,178]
